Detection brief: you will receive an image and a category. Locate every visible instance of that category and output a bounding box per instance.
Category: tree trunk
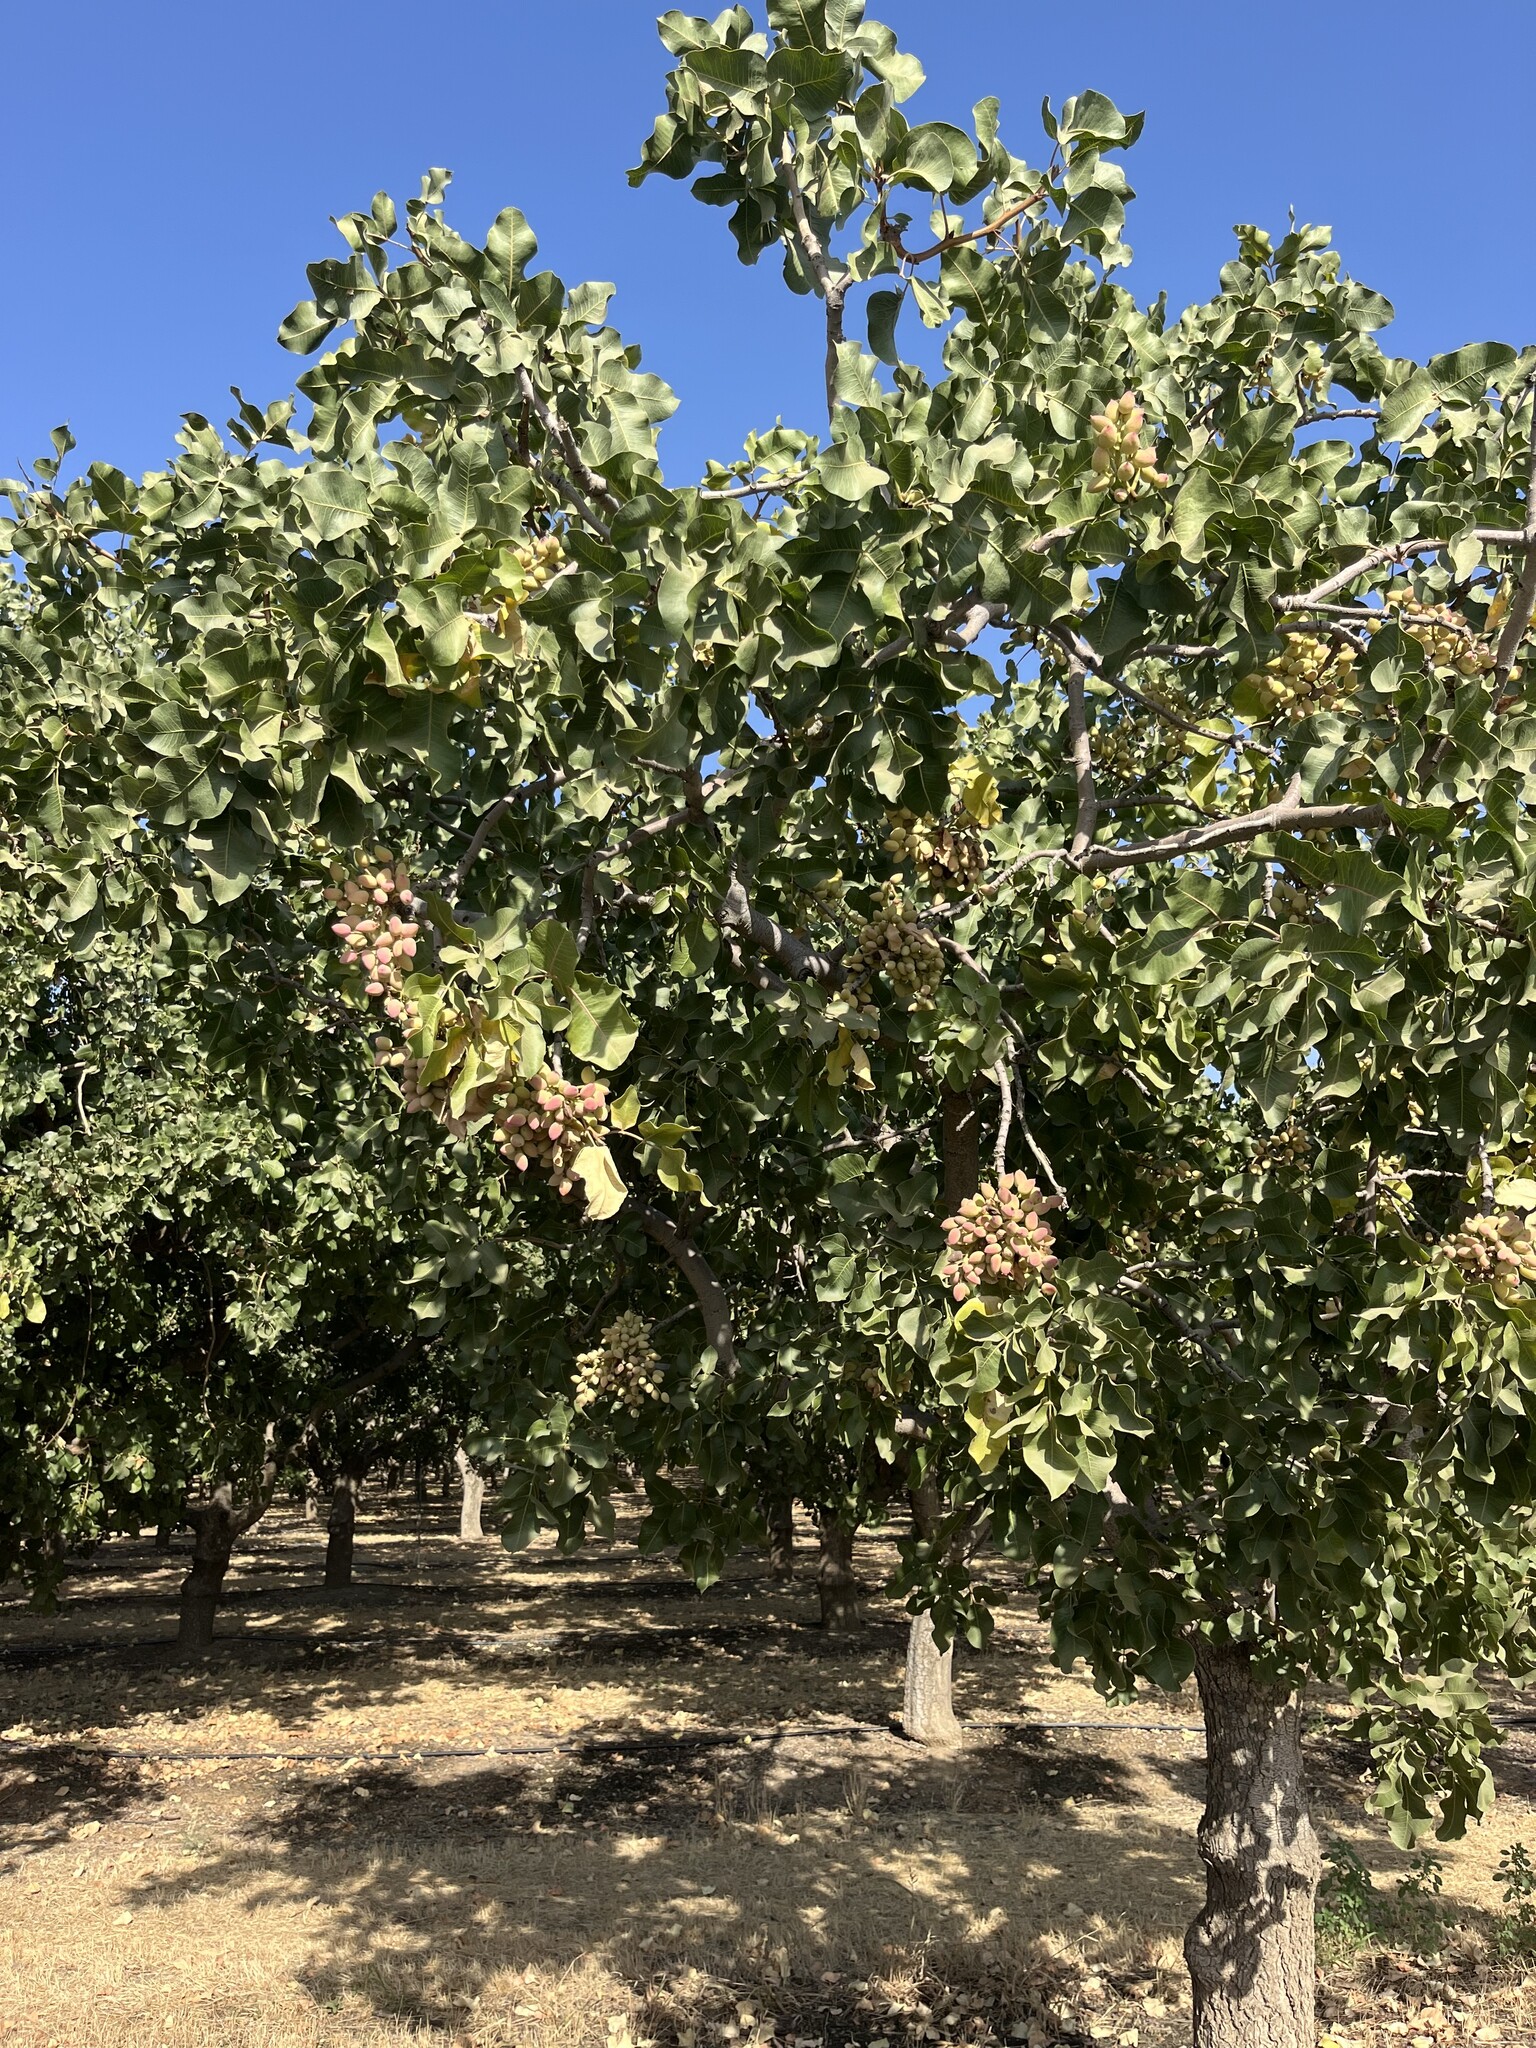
[903,1474,963,1746]
[456,1446,485,1541]
[904,1608,963,1749]
[325,1475,360,1588]
[941,1082,982,1211]
[413,1455,428,1503]
[154,1523,174,1552]
[765,1492,795,1579]
[176,1512,237,1653]
[1185,1641,1320,2048]
[816,1512,860,1631]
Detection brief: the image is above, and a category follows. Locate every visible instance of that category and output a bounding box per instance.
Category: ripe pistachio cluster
[1093,715,1182,787]
[324,851,422,1009]
[882,809,986,895]
[573,1311,666,1414]
[940,1173,1063,1303]
[512,532,565,594]
[1086,393,1170,502]
[1266,878,1316,925]
[1444,1210,1536,1301]
[493,1069,609,1196]
[1394,600,1495,679]
[848,881,946,1014]
[1251,1123,1311,1169]
[1247,634,1358,718]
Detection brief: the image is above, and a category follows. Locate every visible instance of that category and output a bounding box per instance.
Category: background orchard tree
[0,899,532,1645]
[6,4,1536,2041]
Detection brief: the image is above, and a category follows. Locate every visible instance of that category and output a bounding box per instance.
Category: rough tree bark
[816,1512,860,1630]
[1185,1641,1321,2048]
[324,1470,363,1588]
[176,1489,264,1652]
[903,1474,963,1748]
[765,1492,796,1580]
[456,1446,486,1541]
[899,1084,982,1745]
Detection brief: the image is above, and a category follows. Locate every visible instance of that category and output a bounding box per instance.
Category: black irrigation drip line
[0,1716,1211,1765]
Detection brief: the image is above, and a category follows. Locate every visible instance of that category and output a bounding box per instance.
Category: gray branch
[717,879,843,987]
[635,1204,737,1375]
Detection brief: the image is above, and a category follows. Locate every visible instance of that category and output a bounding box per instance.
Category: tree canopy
[4,7,1536,2038]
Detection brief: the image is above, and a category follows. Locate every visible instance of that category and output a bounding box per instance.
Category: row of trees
[5,6,1536,2043]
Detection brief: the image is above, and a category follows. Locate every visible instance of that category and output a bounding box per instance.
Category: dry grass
[0,1502,1532,2047]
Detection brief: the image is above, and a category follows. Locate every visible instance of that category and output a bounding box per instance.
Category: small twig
[454,771,564,890]
[1115,1277,1236,1376]
[698,470,809,502]
[1064,659,1099,862]
[516,366,619,514]
[1493,384,1536,683]
[1011,1061,1066,1204]
[890,184,1053,266]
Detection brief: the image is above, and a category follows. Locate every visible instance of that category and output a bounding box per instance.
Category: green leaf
[293,467,372,542]
[277,299,338,354]
[885,121,977,194]
[525,919,580,991]
[817,444,889,501]
[566,973,639,1069]
[867,288,904,366]
[485,206,539,286]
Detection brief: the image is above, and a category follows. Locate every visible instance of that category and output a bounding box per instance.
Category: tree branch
[778,139,848,422]
[698,469,809,502]
[634,1204,737,1375]
[1494,389,1536,683]
[717,879,843,987]
[1064,659,1099,861]
[991,1059,1013,1181]
[1078,779,1385,875]
[516,366,620,516]
[454,771,564,890]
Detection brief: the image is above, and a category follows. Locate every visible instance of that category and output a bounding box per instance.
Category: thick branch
[717,879,843,987]
[1078,781,1385,875]
[635,1204,737,1374]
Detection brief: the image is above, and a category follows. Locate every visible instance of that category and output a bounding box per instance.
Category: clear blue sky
[5,2,1533,488]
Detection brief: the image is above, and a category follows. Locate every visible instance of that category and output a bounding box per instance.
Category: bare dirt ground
[1,1499,1532,2048]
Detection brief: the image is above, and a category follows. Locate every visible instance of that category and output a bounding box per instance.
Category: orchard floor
[2,1504,1534,2048]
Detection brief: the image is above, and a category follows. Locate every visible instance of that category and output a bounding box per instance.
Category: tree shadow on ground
[0,1742,147,1872]
[118,1737,1187,2046]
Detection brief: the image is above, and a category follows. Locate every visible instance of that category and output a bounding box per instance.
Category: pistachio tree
[6,4,1536,2039]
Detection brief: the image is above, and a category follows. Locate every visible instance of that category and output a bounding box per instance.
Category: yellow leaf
[572,1142,628,1221]
[965,1389,1013,1474]
[959,767,1002,829]
[826,1026,874,1091]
